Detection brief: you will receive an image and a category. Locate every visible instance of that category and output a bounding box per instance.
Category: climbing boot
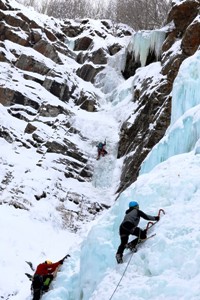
[115,253,123,264]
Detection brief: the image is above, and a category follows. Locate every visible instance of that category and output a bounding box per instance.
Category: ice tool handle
[146,208,165,231]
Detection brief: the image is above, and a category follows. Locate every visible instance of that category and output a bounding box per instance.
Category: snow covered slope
[0,0,200,300]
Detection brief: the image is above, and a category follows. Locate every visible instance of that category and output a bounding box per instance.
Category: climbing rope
[109,230,141,300]
[108,209,165,300]
[108,250,135,300]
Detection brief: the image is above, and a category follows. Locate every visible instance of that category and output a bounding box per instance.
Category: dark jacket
[121,207,157,232]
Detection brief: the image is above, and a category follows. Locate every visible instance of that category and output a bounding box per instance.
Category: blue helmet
[129,201,139,209]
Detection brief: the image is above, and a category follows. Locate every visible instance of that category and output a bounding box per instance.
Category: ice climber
[31,255,70,300]
[96,140,108,160]
[116,201,159,263]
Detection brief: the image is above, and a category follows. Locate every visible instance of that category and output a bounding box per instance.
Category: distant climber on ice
[31,255,70,300]
[96,140,108,160]
[116,201,159,263]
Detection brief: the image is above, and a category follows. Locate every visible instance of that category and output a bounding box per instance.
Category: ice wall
[140,50,200,174]
[78,194,129,300]
[127,30,166,67]
[65,38,75,50]
[171,51,200,125]
[94,48,127,94]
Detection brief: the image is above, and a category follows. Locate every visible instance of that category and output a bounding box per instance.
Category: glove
[59,254,70,264]
[155,216,160,221]
[60,254,71,264]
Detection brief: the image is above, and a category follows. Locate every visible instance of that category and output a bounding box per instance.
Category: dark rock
[0,10,29,31]
[108,43,122,56]
[38,103,67,118]
[76,64,104,83]
[117,77,172,193]
[24,123,37,134]
[74,36,93,51]
[15,54,50,74]
[43,77,71,102]
[122,52,141,79]
[0,22,29,46]
[33,39,62,64]
[44,28,57,42]
[167,0,199,37]
[62,22,83,37]
[89,48,107,65]
[75,90,99,112]
[35,191,47,201]
[0,87,15,106]
[181,18,200,56]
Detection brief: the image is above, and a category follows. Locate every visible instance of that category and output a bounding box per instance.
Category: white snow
[43,47,200,300]
[1,1,200,300]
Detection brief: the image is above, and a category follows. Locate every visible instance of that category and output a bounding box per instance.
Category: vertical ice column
[140,50,200,174]
[171,51,200,125]
[127,30,166,67]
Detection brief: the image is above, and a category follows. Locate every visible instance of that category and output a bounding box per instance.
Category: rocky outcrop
[167,0,199,35]
[75,90,99,112]
[1,0,199,217]
[15,54,51,74]
[33,39,62,63]
[76,64,104,83]
[74,36,93,51]
[117,0,200,193]
[0,0,135,224]
[0,0,131,113]
[181,17,200,56]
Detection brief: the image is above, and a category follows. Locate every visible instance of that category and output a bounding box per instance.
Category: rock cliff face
[0,4,129,145]
[117,0,200,193]
[0,0,199,216]
[0,0,133,226]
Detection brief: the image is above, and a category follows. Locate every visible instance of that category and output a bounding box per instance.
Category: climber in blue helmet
[96,140,108,160]
[115,201,159,263]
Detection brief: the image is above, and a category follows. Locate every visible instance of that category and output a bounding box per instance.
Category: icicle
[128,30,166,67]
[140,50,200,174]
